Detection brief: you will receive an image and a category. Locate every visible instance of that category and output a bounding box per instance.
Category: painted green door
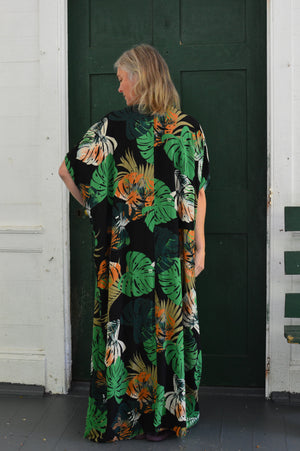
[68,0,266,386]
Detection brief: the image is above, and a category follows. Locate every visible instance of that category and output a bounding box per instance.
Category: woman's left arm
[58,161,85,207]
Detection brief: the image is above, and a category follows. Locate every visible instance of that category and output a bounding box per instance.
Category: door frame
[265,0,300,397]
[58,0,280,395]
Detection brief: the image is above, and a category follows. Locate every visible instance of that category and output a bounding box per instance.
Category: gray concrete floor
[1,386,300,451]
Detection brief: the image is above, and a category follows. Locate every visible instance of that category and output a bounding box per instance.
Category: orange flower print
[126,372,153,409]
[97,260,108,289]
[79,184,90,202]
[96,370,106,387]
[115,172,154,219]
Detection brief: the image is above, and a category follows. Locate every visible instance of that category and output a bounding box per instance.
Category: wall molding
[0,248,42,253]
[0,350,46,387]
[0,226,44,234]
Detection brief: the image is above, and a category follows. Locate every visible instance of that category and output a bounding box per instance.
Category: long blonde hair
[114,44,180,115]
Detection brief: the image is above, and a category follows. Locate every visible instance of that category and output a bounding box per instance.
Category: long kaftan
[65,106,209,442]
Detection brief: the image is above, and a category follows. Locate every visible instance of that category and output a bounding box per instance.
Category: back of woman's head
[114,44,180,115]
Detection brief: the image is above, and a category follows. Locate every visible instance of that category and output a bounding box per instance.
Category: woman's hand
[195,248,205,277]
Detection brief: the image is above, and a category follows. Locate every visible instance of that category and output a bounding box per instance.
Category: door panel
[181,0,246,45]
[68,0,266,386]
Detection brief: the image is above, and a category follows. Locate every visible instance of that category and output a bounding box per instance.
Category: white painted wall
[0,0,70,394]
[266,0,300,396]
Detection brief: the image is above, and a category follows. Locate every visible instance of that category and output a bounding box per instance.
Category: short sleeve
[64,141,95,209]
[64,118,117,208]
[194,124,210,193]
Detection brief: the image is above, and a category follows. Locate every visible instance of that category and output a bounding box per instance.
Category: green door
[68,0,266,386]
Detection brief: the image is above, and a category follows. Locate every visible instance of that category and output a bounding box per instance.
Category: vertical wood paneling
[0,0,70,393]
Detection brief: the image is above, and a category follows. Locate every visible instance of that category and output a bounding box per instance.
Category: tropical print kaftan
[65,106,209,442]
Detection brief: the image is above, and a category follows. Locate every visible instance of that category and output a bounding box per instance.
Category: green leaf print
[109,108,152,140]
[158,258,182,303]
[142,179,176,232]
[186,394,199,428]
[106,357,128,404]
[164,330,184,379]
[194,350,202,389]
[121,298,154,343]
[184,329,198,371]
[154,227,178,273]
[118,251,155,297]
[143,335,157,365]
[153,384,166,427]
[136,127,154,164]
[92,326,106,372]
[162,126,195,179]
[89,154,118,207]
[186,391,195,416]
[84,397,107,439]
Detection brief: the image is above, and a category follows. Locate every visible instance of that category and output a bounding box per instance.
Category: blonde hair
[114,44,180,115]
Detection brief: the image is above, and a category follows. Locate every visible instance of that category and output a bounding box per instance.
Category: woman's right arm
[195,187,207,277]
[58,161,85,207]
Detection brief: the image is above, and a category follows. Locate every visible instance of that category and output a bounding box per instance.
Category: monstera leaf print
[109,108,152,140]
[89,154,118,207]
[92,325,106,372]
[85,397,107,440]
[153,384,166,427]
[143,179,176,232]
[164,330,184,379]
[136,127,154,164]
[77,118,117,166]
[183,328,198,371]
[194,350,202,389]
[121,298,154,344]
[118,251,155,297]
[162,126,195,179]
[158,258,182,303]
[106,357,128,404]
[143,335,157,365]
[154,227,179,273]
[186,387,200,428]
[194,351,202,388]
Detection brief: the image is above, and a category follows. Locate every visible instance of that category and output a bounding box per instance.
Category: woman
[59,44,209,443]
